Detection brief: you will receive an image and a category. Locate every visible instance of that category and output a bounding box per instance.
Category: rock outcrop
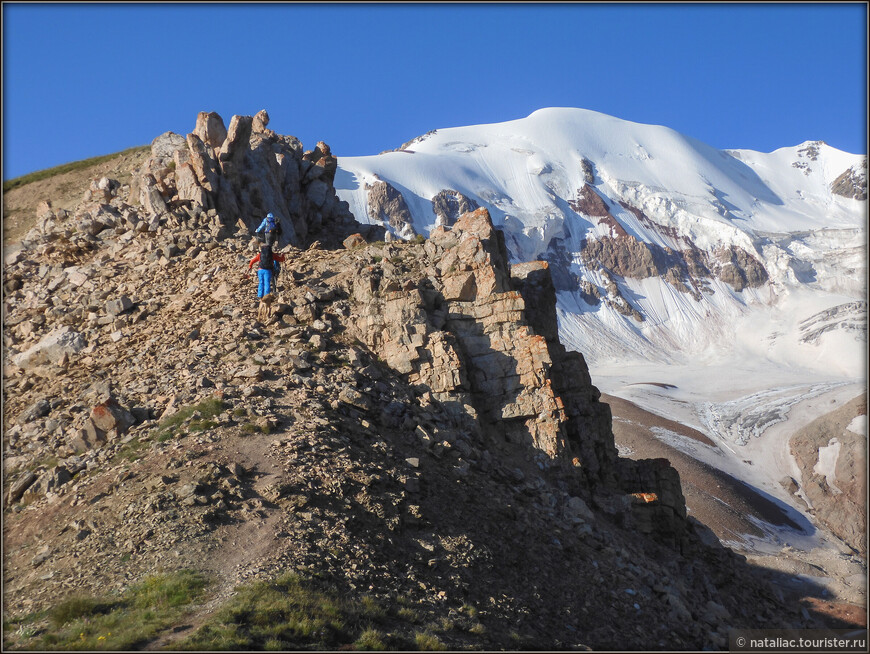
[578,222,769,313]
[343,208,689,547]
[365,176,416,238]
[560,191,773,313]
[125,110,363,249]
[831,159,868,200]
[790,394,867,556]
[431,189,479,227]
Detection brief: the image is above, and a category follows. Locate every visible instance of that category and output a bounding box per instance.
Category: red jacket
[248,251,286,271]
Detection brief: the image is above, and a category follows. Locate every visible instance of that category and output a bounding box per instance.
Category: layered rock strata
[344,208,686,543]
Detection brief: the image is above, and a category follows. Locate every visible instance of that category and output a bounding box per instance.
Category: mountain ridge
[2,108,866,649]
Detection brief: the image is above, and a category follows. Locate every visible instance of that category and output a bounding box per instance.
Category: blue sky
[2,2,867,180]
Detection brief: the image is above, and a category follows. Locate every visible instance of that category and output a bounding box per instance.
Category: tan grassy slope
[2,147,150,246]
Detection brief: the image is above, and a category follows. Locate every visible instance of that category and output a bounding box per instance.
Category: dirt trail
[143,433,286,649]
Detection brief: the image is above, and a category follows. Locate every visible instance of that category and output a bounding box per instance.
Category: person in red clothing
[247,243,286,297]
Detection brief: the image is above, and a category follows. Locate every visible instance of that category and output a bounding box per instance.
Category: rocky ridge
[2,111,857,649]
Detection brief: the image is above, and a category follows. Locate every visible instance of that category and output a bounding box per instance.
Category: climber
[254,212,282,246]
[247,243,286,298]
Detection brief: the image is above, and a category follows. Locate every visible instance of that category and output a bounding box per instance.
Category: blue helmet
[266,212,274,219]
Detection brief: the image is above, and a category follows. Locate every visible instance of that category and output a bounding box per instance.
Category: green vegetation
[3,569,208,651]
[240,421,270,435]
[4,568,494,652]
[355,628,387,650]
[414,234,426,244]
[112,436,150,463]
[414,631,447,650]
[155,397,226,440]
[2,146,149,193]
[176,573,390,650]
[460,603,478,618]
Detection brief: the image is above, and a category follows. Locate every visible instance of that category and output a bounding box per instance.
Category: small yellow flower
[98,636,106,641]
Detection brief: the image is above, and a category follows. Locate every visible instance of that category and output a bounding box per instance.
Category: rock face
[579,219,769,314]
[790,394,867,556]
[344,207,687,545]
[831,159,868,200]
[365,177,416,238]
[568,191,769,314]
[127,110,361,249]
[431,189,479,227]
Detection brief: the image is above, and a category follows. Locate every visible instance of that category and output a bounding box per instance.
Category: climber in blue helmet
[255,212,282,246]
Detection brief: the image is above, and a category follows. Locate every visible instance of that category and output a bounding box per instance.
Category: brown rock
[343,233,367,249]
[90,398,135,436]
[194,111,228,149]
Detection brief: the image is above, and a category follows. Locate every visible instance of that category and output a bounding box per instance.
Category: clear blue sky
[2,2,867,180]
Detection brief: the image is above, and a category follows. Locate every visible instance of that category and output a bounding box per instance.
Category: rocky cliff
[2,111,852,650]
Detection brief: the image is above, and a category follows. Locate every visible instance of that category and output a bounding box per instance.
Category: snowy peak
[334,108,866,374]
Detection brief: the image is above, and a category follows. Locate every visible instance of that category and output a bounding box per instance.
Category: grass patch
[396,606,419,623]
[355,628,386,650]
[176,572,393,651]
[6,569,208,651]
[49,596,114,628]
[155,397,226,441]
[460,603,478,618]
[469,622,486,635]
[240,422,270,435]
[112,436,150,463]
[414,631,447,650]
[189,419,218,432]
[2,146,149,193]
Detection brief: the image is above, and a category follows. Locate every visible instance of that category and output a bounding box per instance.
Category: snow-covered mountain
[334,107,867,379]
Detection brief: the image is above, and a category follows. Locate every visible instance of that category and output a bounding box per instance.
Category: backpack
[258,245,274,270]
[266,215,277,232]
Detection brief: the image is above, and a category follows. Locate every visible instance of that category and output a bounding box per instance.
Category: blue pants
[257,268,273,298]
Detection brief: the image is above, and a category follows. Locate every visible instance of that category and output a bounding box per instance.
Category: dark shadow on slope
[332,166,361,192]
[687,135,785,207]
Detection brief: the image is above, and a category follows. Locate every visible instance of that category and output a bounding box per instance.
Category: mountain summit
[334,107,866,374]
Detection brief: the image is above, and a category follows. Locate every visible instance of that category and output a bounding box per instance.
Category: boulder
[343,233,367,249]
[105,296,133,316]
[150,131,187,160]
[7,471,38,504]
[90,398,135,436]
[69,423,108,453]
[17,398,51,424]
[12,327,86,369]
